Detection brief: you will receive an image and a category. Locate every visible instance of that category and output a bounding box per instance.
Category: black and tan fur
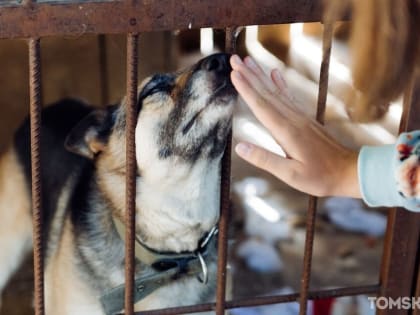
[0,53,236,314]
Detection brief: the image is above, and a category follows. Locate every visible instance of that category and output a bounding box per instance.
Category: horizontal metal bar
[129,284,380,315]
[0,0,323,39]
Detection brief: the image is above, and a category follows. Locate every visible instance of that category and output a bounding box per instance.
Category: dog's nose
[201,53,231,73]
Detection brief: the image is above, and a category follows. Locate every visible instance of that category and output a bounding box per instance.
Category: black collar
[100,218,219,315]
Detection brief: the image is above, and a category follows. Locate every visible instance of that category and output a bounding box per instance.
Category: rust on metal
[29,37,45,315]
[2,2,419,315]
[298,22,333,315]
[125,33,139,315]
[315,23,333,124]
[0,0,323,39]
[415,273,420,315]
[132,284,380,315]
[214,27,238,315]
[378,73,420,315]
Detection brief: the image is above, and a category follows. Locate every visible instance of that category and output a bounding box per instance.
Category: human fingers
[230,55,277,96]
[271,69,287,93]
[231,55,301,123]
[235,142,301,185]
[243,56,278,92]
[270,68,299,108]
[231,70,288,134]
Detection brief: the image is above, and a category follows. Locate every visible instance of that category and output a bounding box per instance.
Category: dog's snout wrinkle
[182,110,202,135]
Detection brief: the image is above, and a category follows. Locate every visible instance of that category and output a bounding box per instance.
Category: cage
[0,1,419,315]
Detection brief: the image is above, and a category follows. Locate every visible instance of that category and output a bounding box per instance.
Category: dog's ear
[65,108,115,159]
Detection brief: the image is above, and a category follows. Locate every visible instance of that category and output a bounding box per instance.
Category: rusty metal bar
[131,284,380,315]
[28,37,44,315]
[414,273,420,315]
[98,34,109,105]
[125,33,139,315]
[0,0,324,39]
[298,196,318,315]
[214,27,238,315]
[298,22,333,315]
[378,73,420,315]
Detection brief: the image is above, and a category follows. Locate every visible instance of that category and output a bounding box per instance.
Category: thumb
[235,142,299,183]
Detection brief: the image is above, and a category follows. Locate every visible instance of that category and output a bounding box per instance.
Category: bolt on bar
[215,27,240,315]
[298,22,333,315]
[125,33,139,315]
[135,284,380,315]
[28,37,45,315]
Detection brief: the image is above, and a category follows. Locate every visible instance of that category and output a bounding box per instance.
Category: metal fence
[0,1,419,315]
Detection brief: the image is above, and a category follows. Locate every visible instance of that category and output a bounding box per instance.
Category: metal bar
[414,272,420,315]
[0,0,324,39]
[98,34,109,105]
[298,196,318,315]
[125,33,139,315]
[214,26,238,315]
[28,37,44,315]
[378,73,420,315]
[298,22,333,315]
[131,284,380,315]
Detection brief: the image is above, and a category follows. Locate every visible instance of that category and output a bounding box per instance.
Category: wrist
[331,149,361,198]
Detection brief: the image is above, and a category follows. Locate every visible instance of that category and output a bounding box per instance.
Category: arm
[230,55,420,212]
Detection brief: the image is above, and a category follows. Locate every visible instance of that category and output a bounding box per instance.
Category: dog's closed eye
[139,74,174,102]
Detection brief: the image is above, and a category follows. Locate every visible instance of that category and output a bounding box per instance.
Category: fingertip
[244,56,257,68]
[271,68,281,80]
[271,69,286,87]
[235,142,253,157]
[230,54,243,68]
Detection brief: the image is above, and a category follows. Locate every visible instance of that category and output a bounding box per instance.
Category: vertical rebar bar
[377,72,420,315]
[28,37,44,315]
[98,34,109,105]
[215,27,238,315]
[125,33,139,315]
[298,22,333,315]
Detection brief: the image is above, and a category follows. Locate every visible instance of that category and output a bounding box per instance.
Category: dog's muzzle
[197,53,235,96]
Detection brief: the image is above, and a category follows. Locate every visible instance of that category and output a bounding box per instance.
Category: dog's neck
[97,157,221,253]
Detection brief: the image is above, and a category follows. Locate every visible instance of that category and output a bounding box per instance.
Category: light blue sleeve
[358,131,420,212]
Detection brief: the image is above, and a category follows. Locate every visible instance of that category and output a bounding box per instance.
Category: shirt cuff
[358,145,403,208]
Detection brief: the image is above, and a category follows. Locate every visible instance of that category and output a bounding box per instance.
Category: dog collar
[111,216,218,267]
[101,217,218,315]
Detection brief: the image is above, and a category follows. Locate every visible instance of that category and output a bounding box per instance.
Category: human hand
[230,55,361,198]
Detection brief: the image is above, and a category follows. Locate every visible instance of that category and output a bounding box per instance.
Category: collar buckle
[195,251,208,284]
[199,225,219,249]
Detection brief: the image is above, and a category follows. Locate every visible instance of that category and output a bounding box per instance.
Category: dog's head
[65,53,237,250]
[66,53,235,165]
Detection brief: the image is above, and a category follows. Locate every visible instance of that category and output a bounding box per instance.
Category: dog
[0,53,237,314]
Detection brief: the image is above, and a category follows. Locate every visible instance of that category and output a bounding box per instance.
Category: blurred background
[0,23,401,315]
